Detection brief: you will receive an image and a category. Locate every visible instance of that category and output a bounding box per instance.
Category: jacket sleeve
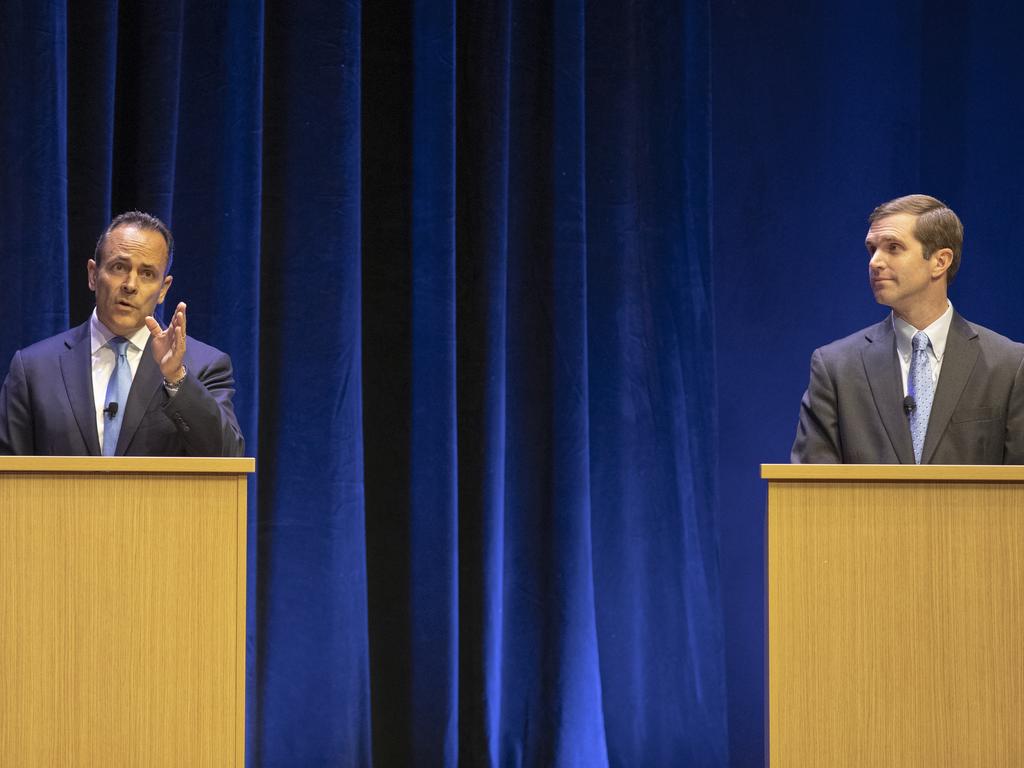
[0,351,34,455]
[160,350,245,457]
[1003,353,1024,464]
[791,348,842,463]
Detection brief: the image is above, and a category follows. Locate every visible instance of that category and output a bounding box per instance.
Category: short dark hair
[94,211,174,274]
[868,194,963,284]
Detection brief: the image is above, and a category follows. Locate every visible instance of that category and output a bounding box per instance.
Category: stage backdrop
[713,0,1024,763]
[0,0,728,765]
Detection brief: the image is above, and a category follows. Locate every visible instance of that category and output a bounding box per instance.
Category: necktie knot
[912,331,930,353]
[109,337,129,357]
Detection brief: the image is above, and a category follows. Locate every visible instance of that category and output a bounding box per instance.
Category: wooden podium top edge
[761,463,1024,481]
[0,456,255,474]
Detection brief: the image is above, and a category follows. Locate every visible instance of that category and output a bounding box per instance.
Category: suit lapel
[861,318,915,464]
[59,323,101,456]
[921,313,978,464]
[115,336,164,455]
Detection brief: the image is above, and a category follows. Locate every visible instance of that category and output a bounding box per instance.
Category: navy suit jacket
[0,322,244,456]
[792,312,1024,464]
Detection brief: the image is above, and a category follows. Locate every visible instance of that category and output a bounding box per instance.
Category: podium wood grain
[764,465,1024,767]
[0,458,251,767]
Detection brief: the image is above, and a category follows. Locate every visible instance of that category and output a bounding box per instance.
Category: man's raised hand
[145,301,187,382]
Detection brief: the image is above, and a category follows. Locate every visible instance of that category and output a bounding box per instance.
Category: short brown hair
[94,211,175,274]
[868,194,963,284]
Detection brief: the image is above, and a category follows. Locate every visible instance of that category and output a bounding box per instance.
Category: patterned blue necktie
[102,337,132,456]
[908,331,935,464]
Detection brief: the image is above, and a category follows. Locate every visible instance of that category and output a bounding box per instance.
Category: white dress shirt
[892,301,954,397]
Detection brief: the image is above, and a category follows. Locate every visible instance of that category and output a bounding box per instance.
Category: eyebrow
[106,255,162,271]
[865,234,905,247]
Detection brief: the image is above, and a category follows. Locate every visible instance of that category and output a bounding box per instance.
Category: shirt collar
[89,308,152,355]
[892,301,954,363]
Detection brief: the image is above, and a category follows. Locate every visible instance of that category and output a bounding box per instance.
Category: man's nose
[122,270,138,291]
[868,249,884,270]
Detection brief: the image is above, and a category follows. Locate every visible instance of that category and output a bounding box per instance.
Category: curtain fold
[408,0,459,762]
[0,1,69,354]
[0,0,728,764]
[258,1,371,765]
[66,0,117,320]
[495,0,612,763]
[454,2,512,763]
[586,0,725,763]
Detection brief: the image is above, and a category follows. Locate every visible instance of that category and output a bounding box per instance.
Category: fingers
[174,302,187,349]
[146,307,183,335]
[169,302,187,334]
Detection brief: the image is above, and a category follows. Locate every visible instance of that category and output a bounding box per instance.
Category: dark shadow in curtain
[362,0,416,764]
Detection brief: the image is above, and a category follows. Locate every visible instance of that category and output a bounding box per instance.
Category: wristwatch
[164,365,187,393]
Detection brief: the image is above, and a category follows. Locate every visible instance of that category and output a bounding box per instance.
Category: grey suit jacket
[791,313,1024,464]
[0,322,244,457]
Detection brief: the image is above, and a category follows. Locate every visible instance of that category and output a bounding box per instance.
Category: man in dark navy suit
[0,211,244,456]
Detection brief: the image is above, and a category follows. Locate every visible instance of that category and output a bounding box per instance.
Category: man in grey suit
[0,211,244,457]
[792,194,1024,464]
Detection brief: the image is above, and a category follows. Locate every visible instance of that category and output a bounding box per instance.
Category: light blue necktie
[102,337,132,456]
[908,331,935,464]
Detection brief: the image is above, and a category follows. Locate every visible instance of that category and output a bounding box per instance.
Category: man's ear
[87,259,98,291]
[930,248,953,280]
[157,274,173,305]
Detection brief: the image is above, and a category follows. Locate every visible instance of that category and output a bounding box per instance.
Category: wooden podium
[0,456,254,767]
[763,464,1024,766]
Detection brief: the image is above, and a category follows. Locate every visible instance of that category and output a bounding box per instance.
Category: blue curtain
[0,0,727,765]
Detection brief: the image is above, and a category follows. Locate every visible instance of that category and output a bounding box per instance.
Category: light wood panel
[0,467,248,767]
[767,477,1024,767]
[0,456,254,474]
[763,463,1024,481]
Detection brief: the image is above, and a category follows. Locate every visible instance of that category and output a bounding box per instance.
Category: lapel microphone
[104,402,119,419]
[903,395,916,415]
